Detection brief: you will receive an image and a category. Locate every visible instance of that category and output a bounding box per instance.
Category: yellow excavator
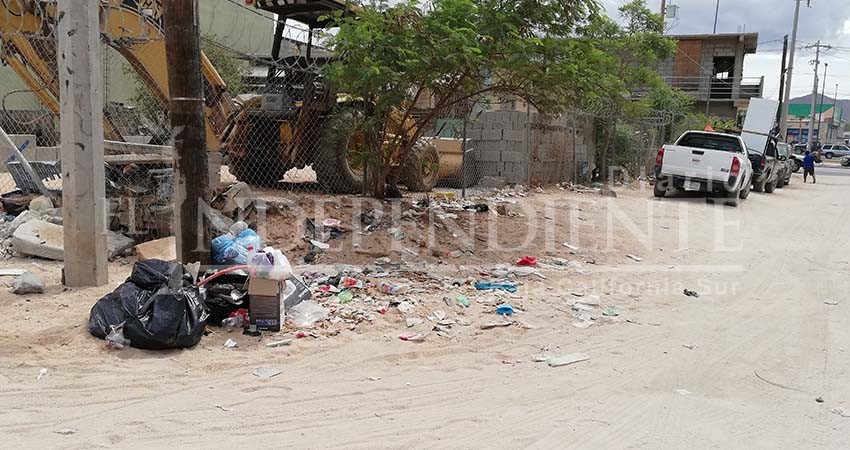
[0,0,441,193]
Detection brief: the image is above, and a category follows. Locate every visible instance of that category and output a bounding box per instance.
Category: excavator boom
[0,0,234,150]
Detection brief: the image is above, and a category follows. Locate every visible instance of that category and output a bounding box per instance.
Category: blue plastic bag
[212,229,262,265]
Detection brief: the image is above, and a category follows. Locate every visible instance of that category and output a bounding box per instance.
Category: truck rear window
[677,134,742,153]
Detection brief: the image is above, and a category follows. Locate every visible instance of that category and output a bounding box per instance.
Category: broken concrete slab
[11,271,45,294]
[135,236,176,261]
[7,210,41,236]
[11,218,134,261]
[12,218,63,260]
[107,232,135,260]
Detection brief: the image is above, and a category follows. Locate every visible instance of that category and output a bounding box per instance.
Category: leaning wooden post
[164,0,211,264]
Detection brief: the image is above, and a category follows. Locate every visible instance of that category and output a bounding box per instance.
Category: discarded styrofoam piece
[36,367,48,380]
[547,352,590,367]
[0,269,26,276]
[674,389,692,395]
[825,300,839,306]
[626,254,643,262]
[223,339,238,348]
[531,354,549,363]
[562,242,579,250]
[252,367,282,379]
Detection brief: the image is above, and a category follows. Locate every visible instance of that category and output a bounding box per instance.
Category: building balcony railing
[661,76,765,101]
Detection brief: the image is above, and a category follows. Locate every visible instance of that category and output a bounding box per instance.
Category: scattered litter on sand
[625,254,643,262]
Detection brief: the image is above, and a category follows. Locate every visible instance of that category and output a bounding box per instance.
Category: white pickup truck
[654,131,754,205]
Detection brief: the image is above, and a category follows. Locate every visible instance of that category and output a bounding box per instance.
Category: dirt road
[2,170,850,449]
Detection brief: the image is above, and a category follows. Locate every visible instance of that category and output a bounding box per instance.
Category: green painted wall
[0,0,273,109]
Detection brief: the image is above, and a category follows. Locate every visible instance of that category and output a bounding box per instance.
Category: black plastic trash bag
[88,259,208,350]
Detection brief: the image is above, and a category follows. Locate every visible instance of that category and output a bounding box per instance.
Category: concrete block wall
[466,111,596,186]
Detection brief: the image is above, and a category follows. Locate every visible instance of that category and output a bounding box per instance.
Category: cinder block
[480,150,503,162]
[482,129,503,141]
[480,161,501,176]
[503,129,525,142]
[502,151,527,163]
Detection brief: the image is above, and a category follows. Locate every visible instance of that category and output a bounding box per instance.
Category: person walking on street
[803,150,816,184]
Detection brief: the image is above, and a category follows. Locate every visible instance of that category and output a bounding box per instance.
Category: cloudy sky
[602,0,850,100]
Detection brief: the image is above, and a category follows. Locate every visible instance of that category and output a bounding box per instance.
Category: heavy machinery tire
[314,109,366,194]
[227,154,289,187]
[401,140,440,192]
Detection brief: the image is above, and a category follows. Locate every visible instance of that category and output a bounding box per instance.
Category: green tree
[324,0,604,197]
[579,0,676,175]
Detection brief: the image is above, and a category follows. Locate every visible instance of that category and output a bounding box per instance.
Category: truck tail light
[730,156,741,176]
[656,147,664,165]
[760,156,766,168]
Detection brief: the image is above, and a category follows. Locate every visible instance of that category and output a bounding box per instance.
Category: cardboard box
[248,278,281,332]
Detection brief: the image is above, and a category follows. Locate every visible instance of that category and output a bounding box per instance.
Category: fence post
[58,0,108,286]
[165,0,211,264]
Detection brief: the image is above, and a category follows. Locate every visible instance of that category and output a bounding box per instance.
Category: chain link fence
[1,0,679,255]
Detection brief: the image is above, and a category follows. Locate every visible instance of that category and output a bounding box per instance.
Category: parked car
[775,142,793,187]
[821,144,850,159]
[841,155,850,167]
[747,137,781,193]
[654,131,753,205]
[789,145,821,172]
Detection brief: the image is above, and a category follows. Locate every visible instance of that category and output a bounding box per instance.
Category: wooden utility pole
[58,0,108,286]
[164,0,211,264]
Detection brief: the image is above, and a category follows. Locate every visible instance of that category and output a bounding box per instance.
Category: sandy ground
[2,171,850,449]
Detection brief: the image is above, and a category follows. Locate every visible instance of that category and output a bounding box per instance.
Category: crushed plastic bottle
[105,322,130,349]
[379,281,410,295]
